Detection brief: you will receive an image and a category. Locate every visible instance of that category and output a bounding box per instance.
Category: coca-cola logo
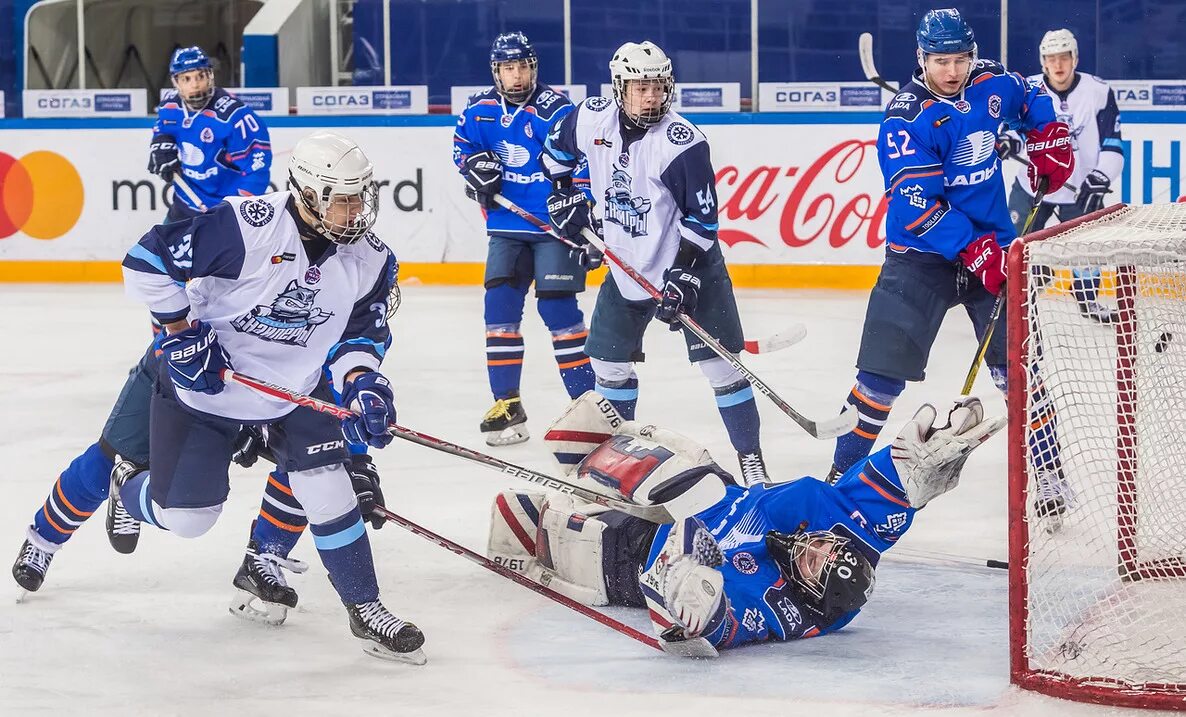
[715,139,888,251]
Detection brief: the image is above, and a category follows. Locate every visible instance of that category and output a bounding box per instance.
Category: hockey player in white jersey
[114,131,424,664]
[541,41,767,486]
[1000,28,1125,323]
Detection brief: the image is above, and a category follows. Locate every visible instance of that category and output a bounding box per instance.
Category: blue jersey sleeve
[121,204,246,323]
[1008,71,1056,133]
[660,141,719,251]
[219,107,272,196]
[542,106,583,179]
[453,106,481,170]
[324,243,395,393]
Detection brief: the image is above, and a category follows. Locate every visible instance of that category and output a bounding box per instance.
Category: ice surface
[0,284,1138,716]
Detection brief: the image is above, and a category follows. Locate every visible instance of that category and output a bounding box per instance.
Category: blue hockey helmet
[916,9,976,56]
[169,46,213,77]
[169,46,215,110]
[490,31,538,103]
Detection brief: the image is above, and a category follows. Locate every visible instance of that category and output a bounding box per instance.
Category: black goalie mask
[765,528,875,626]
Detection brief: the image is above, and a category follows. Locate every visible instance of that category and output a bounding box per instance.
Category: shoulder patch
[585,96,612,112]
[365,233,386,253]
[666,122,695,146]
[239,199,275,228]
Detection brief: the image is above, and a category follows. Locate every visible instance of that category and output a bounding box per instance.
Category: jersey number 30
[883,130,916,159]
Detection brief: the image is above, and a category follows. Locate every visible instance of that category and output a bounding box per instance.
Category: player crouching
[488,393,1002,654]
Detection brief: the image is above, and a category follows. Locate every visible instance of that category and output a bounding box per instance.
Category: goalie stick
[220,369,673,523]
[492,194,856,440]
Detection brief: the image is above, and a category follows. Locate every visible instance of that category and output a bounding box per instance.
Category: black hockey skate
[106,460,142,554]
[1078,299,1119,325]
[12,528,56,593]
[738,451,769,486]
[823,464,842,485]
[480,394,529,446]
[1034,469,1071,535]
[229,539,308,626]
[345,599,426,664]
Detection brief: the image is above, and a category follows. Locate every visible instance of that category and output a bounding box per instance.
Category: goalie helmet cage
[1007,202,1186,710]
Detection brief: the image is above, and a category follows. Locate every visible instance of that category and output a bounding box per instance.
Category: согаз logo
[0,151,84,239]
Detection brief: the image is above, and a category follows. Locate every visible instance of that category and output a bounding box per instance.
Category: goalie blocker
[489,392,1003,655]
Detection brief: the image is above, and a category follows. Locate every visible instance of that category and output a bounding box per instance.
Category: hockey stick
[492,194,855,440]
[491,194,804,356]
[220,369,672,523]
[889,546,1008,571]
[960,178,1049,396]
[857,32,898,94]
[371,505,664,654]
[172,174,208,212]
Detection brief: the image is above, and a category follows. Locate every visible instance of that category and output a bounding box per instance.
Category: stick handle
[172,174,208,212]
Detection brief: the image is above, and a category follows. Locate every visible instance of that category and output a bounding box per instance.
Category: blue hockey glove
[462,150,503,210]
[341,372,396,449]
[159,321,231,395]
[547,184,591,240]
[655,266,701,331]
[148,134,181,182]
[1075,169,1111,215]
[348,453,387,529]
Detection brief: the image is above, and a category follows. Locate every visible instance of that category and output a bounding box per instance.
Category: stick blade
[807,405,859,440]
[744,323,807,354]
[858,32,877,80]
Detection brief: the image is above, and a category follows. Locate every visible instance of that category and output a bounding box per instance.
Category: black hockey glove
[348,453,387,529]
[462,150,503,210]
[656,266,701,331]
[994,133,1022,162]
[547,182,592,240]
[1075,169,1111,215]
[568,220,604,270]
[231,424,274,468]
[148,134,181,182]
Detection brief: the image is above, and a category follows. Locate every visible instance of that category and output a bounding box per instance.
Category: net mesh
[1018,204,1186,700]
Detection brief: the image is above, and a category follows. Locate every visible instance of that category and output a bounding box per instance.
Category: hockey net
[1007,203,1186,710]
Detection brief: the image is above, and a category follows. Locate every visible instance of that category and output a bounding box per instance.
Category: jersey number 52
[883,130,916,159]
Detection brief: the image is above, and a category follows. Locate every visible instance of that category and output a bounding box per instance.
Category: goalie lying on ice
[488,392,1003,654]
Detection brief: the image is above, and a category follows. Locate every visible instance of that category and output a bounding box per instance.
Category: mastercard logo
[0,151,84,239]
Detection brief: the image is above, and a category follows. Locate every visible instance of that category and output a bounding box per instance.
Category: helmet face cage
[385,260,402,319]
[290,172,380,246]
[169,47,215,110]
[491,56,539,104]
[612,76,675,129]
[782,530,849,601]
[490,32,538,104]
[172,67,215,111]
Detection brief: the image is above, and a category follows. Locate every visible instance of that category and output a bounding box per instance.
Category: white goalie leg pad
[544,391,624,475]
[534,494,610,606]
[890,397,1006,508]
[488,489,547,574]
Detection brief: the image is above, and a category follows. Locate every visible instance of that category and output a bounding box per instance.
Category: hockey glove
[567,223,604,271]
[959,232,1007,297]
[660,521,726,638]
[547,184,592,240]
[890,397,1005,508]
[461,150,503,210]
[1075,169,1111,215]
[148,134,181,182]
[347,453,387,529]
[655,266,701,330]
[214,148,241,172]
[340,372,396,449]
[994,133,1022,162]
[231,425,269,468]
[1024,121,1075,193]
[160,321,231,395]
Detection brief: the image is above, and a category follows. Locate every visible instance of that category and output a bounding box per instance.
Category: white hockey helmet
[1039,29,1078,67]
[609,41,674,128]
[288,131,380,245]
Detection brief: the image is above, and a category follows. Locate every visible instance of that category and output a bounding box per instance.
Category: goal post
[1007,203,1186,710]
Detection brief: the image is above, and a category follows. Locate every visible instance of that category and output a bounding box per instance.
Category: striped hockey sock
[32,442,112,545]
[486,326,525,400]
[250,471,308,558]
[310,508,379,604]
[551,325,595,398]
[714,379,761,455]
[595,376,638,420]
[832,373,903,475]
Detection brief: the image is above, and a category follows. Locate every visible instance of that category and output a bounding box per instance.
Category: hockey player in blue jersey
[454,32,596,446]
[827,9,1074,489]
[149,46,272,223]
[540,41,767,486]
[488,392,1003,654]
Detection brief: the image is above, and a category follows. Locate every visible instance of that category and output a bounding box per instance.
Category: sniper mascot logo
[0,151,84,239]
[232,280,334,346]
[603,168,651,237]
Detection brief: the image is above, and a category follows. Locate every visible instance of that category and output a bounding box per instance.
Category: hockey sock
[551,324,595,398]
[250,471,307,558]
[713,379,761,455]
[32,442,113,545]
[832,371,904,474]
[310,508,380,604]
[485,323,525,400]
[1026,365,1061,472]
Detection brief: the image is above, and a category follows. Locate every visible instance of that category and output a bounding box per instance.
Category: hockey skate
[106,460,142,554]
[345,599,426,664]
[480,395,529,446]
[229,539,309,626]
[12,527,57,594]
[737,451,768,486]
[1034,469,1073,534]
[1078,299,1119,325]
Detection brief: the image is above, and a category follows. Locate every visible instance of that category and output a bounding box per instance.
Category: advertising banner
[158,87,289,116]
[295,86,429,115]
[23,89,149,118]
[758,82,895,112]
[598,83,742,112]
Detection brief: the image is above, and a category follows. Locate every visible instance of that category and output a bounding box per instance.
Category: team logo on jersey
[500,115,513,128]
[494,140,532,168]
[872,512,908,542]
[666,122,694,146]
[952,131,997,166]
[988,94,1002,119]
[953,99,971,113]
[239,199,275,227]
[180,141,205,165]
[200,127,214,143]
[774,597,803,631]
[731,552,759,575]
[524,122,534,139]
[365,233,386,252]
[894,92,916,103]
[741,607,766,634]
[585,96,611,112]
[231,280,335,347]
[304,266,321,284]
[617,152,630,168]
[603,168,652,237]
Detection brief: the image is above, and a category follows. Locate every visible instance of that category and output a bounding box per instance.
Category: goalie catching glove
[890,396,1005,508]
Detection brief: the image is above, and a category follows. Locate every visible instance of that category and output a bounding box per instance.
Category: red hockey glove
[959,233,1006,296]
[1024,122,1075,194]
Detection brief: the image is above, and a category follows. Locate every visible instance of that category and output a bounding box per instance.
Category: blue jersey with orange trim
[879,60,1055,259]
[153,87,273,211]
[453,84,588,240]
[649,447,917,650]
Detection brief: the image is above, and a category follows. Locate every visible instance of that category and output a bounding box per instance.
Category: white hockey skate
[1034,469,1074,534]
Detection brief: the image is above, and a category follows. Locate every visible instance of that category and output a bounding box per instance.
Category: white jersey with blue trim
[1017,72,1124,204]
[122,191,395,422]
[543,97,720,303]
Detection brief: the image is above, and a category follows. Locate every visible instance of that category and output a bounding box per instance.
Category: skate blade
[228,589,289,626]
[15,588,30,604]
[361,642,427,665]
[483,425,530,446]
